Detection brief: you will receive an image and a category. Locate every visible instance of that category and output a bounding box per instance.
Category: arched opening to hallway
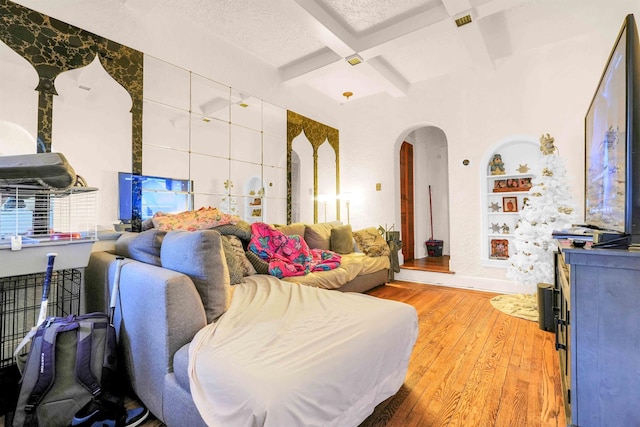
[396,125,451,272]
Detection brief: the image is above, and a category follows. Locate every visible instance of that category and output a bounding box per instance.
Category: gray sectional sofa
[84,223,393,425]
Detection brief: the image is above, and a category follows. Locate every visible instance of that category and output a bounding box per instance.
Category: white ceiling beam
[361,15,455,58]
[442,0,473,17]
[454,15,495,71]
[275,0,357,58]
[364,56,409,97]
[275,0,410,96]
[354,3,450,52]
[475,0,534,18]
[441,0,495,71]
[278,48,341,82]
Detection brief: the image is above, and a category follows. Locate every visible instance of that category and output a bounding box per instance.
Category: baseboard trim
[394,269,537,294]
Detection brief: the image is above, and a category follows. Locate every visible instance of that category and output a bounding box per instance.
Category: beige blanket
[281,252,390,289]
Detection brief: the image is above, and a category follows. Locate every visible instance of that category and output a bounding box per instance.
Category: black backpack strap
[74,319,107,397]
[24,320,79,425]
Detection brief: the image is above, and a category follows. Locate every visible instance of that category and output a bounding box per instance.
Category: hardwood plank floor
[401,256,453,274]
[2,281,565,427]
[359,281,565,427]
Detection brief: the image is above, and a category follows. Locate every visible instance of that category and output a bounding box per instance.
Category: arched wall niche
[286,110,340,224]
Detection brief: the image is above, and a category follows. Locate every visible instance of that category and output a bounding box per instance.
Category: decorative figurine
[490,153,506,175]
[489,202,502,212]
[540,133,556,155]
[517,164,530,173]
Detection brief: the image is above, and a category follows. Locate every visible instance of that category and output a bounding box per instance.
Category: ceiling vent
[345,54,363,66]
[455,14,472,27]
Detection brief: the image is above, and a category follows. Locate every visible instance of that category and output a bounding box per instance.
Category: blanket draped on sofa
[248,222,341,278]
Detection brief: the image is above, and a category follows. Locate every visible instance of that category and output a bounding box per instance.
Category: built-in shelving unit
[481,138,542,267]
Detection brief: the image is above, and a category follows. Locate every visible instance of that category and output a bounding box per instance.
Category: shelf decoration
[517,164,530,173]
[502,196,518,212]
[506,134,577,286]
[490,223,501,233]
[490,239,509,259]
[489,153,506,175]
[492,177,532,192]
[489,202,501,212]
[501,223,510,234]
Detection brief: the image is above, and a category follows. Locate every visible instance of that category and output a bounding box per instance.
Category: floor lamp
[340,193,351,224]
[317,194,329,223]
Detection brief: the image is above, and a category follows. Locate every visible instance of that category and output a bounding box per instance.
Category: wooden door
[400,141,414,261]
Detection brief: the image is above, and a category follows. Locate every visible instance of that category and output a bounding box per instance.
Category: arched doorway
[396,125,450,265]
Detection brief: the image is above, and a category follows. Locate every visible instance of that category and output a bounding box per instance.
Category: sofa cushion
[245,250,269,274]
[304,223,334,250]
[161,230,231,323]
[281,266,351,290]
[115,229,166,266]
[330,224,353,254]
[353,227,391,257]
[152,207,240,232]
[274,222,306,238]
[220,236,245,285]
[213,221,252,241]
[173,343,191,393]
[222,235,256,276]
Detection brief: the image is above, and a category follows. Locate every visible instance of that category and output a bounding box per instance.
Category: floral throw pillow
[151,207,240,232]
[353,227,390,257]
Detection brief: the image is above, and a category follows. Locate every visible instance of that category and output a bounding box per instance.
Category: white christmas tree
[507,134,577,286]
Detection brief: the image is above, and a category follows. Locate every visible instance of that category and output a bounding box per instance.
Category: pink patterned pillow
[151,207,240,231]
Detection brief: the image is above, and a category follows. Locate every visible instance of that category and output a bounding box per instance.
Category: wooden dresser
[554,241,640,426]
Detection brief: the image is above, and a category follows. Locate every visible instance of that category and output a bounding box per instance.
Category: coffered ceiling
[4,0,630,103]
[119,0,611,103]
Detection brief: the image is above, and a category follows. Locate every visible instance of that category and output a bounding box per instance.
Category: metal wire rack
[0,268,81,368]
[0,184,98,244]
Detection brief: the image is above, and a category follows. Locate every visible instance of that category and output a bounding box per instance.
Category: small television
[118,172,193,228]
[585,14,640,245]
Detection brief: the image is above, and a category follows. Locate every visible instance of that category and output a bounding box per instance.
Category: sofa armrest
[85,251,207,419]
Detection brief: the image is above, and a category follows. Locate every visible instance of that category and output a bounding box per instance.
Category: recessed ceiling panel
[479,0,604,61]
[310,67,386,102]
[381,27,472,83]
[319,0,435,33]
[157,0,326,68]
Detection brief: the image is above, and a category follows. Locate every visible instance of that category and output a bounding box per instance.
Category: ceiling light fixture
[345,54,363,66]
[342,91,353,100]
[454,14,472,27]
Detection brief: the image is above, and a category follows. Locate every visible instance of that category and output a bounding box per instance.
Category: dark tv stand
[554,241,640,426]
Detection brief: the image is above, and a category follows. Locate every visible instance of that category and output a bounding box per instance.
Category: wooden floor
[2,281,565,427]
[401,256,453,274]
[359,281,565,427]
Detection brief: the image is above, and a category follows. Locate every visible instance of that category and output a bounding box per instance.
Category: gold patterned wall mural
[287,110,340,223]
[0,0,144,173]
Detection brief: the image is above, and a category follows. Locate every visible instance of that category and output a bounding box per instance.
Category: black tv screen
[585,14,640,244]
[118,172,193,223]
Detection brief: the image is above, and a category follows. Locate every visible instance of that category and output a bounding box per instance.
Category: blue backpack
[11,312,123,427]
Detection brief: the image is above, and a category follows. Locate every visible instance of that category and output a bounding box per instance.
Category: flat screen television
[585,14,640,245]
[118,172,193,228]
